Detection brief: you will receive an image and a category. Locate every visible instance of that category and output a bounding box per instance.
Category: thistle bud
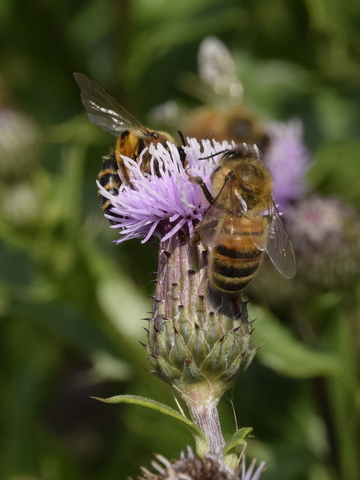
[146,235,255,406]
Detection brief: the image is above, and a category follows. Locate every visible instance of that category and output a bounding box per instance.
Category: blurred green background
[0,0,360,479]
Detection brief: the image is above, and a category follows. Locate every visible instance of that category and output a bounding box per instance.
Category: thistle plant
[94,138,265,477]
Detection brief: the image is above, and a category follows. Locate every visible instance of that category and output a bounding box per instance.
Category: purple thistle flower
[98,138,235,244]
[137,448,266,480]
[286,195,360,290]
[240,456,267,480]
[264,119,310,210]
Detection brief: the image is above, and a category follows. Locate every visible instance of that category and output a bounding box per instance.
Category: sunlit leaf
[92,394,208,458]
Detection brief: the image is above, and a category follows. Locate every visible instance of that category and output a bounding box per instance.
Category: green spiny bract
[146,236,256,406]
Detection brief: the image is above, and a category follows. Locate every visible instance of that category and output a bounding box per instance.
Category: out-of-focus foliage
[0,0,359,479]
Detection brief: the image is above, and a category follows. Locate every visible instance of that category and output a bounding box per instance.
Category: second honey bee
[186,107,270,154]
[184,37,270,154]
[193,144,296,294]
[74,73,177,214]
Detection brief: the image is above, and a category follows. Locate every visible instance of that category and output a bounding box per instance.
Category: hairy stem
[189,402,225,460]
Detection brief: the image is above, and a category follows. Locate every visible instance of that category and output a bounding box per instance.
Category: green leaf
[92,394,208,458]
[223,427,253,471]
[223,427,253,455]
[250,305,341,378]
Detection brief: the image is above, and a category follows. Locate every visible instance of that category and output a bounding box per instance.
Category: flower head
[286,195,360,291]
[100,138,234,244]
[264,119,310,210]
[137,449,266,480]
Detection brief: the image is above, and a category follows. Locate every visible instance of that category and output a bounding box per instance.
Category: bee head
[220,145,273,209]
[221,143,260,163]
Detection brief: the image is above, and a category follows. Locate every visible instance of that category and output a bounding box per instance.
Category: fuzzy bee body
[97,151,120,213]
[195,144,296,295]
[187,107,270,155]
[185,37,270,154]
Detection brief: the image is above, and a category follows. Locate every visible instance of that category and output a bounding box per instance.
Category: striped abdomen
[98,150,120,213]
[97,131,146,214]
[98,129,185,217]
[209,215,268,294]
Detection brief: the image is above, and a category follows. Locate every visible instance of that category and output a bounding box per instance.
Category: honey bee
[186,107,270,153]
[193,144,296,294]
[184,37,270,153]
[73,72,176,213]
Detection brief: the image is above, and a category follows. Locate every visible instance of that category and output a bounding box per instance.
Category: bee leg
[177,130,186,146]
[190,176,214,204]
[115,153,131,184]
[190,225,201,246]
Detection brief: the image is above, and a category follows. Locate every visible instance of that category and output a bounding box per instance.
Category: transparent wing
[200,203,224,248]
[248,215,268,252]
[264,198,296,279]
[198,37,243,100]
[199,176,247,248]
[74,72,149,136]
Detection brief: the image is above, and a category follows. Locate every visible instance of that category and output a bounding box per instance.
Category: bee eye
[223,150,236,159]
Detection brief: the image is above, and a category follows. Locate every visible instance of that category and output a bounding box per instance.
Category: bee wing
[199,176,247,248]
[74,73,149,137]
[247,215,268,252]
[198,37,244,101]
[199,203,224,248]
[259,199,296,279]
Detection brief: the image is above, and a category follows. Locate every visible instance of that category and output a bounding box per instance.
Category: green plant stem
[188,402,225,460]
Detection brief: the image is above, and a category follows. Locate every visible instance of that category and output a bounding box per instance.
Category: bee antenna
[177,130,186,146]
[199,149,228,161]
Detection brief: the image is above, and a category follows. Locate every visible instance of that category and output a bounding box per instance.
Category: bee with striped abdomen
[193,144,296,295]
[74,73,176,214]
